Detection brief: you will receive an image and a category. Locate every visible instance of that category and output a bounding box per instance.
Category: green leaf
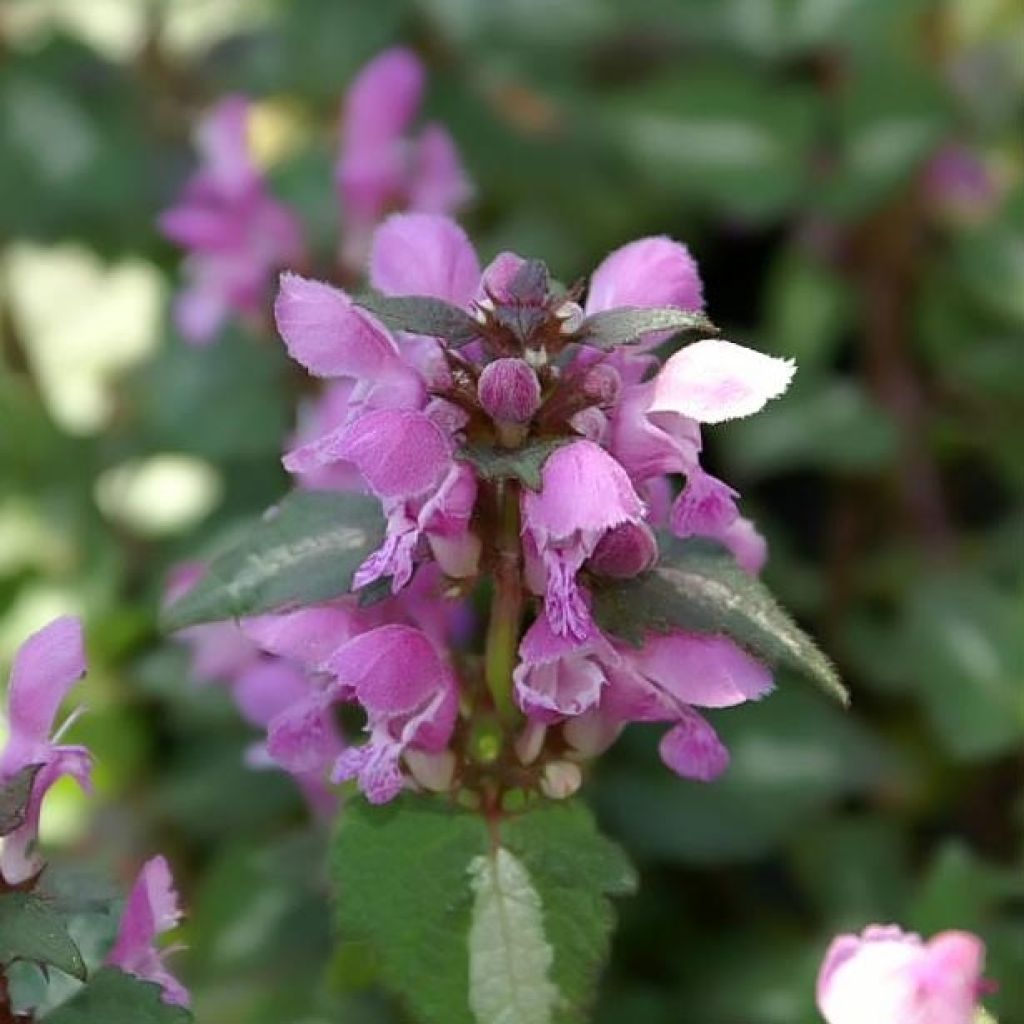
[0,763,43,836]
[457,437,571,491]
[592,535,847,705]
[573,307,716,351]
[43,968,193,1023]
[161,490,384,630]
[0,892,86,980]
[331,798,635,1024]
[355,292,481,347]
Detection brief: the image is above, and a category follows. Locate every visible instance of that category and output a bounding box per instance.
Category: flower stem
[484,480,523,722]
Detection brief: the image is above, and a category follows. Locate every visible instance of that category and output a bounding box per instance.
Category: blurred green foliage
[0,0,1021,1021]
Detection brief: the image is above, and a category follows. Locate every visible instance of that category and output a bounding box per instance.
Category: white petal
[648,339,795,423]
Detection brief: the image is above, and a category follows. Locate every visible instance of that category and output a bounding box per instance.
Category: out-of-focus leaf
[43,968,192,1023]
[955,191,1024,326]
[762,251,854,369]
[603,70,820,219]
[131,330,290,460]
[596,687,888,863]
[161,490,384,629]
[0,892,86,980]
[903,574,1024,759]
[721,380,897,474]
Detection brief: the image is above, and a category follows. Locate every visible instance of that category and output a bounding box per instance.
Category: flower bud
[477,358,541,424]
[404,749,456,793]
[539,760,582,800]
[588,521,658,578]
[555,300,584,334]
[581,363,622,406]
[514,720,547,766]
[569,407,608,443]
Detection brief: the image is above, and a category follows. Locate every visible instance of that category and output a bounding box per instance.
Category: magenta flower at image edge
[0,617,189,1007]
[271,211,798,798]
[816,925,990,1024]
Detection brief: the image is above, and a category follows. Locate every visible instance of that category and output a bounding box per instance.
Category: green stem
[484,480,523,722]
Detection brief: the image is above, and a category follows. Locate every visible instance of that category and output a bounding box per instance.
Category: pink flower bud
[478,358,541,424]
[588,521,658,578]
[582,363,622,406]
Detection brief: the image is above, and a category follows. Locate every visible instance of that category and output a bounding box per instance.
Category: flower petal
[370,213,480,307]
[649,339,795,423]
[275,272,402,379]
[632,633,773,708]
[6,617,86,752]
[586,235,704,315]
[409,123,473,215]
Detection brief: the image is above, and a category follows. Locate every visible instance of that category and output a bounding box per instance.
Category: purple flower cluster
[161,47,470,345]
[1,619,189,1006]
[181,213,793,807]
[161,46,798,809]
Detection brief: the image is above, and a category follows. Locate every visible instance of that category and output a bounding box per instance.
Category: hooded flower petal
[1,616,85,771]
[274,272,409,380]
[522,440,646,639]
[649,339,795,424]
[107,856,190,1008]
[322,624,451,716]
[585,235,704,315]
[284,407,450,498]
[370,213,480,307]
[817,925,985,1024]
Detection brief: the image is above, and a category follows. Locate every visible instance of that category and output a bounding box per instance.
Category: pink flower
[817,925,987,1024]
[323,625,458,804]
[107,856,189,1007]
[0,617,91,884]
[521,440,645,640]
[160,96,304,344]
[337,49,472,269]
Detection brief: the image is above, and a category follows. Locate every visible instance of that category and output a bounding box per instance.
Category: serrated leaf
[0,763,43,836]
[331,798,635,1024]
[0,892,86,980]
[468,848,557,1024]
[161,490,385,630]
[457,438,571,491]
[43,968,192,1023]
[356,292,481,347]
[573,307,716,350]
[592,535,847,705]
[332,799,486,1024]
